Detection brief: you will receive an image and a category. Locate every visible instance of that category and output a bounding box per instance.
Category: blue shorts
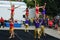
[42,10,46,15]
[42,12,45,15]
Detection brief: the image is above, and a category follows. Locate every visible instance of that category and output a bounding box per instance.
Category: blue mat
[5,22,22,27]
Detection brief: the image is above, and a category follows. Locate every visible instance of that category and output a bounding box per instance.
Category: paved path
[0,30,60,40]
[0,26,60,39]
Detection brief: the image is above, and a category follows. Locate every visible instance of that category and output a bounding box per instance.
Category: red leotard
[36,6,39,14]
[26,9,29,16]
[11,7,14,15]
[10,22,14,29]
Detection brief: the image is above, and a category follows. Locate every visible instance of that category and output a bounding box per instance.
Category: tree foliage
[23,0,35,7]
[46,0,60,16]
[14,0,60,16]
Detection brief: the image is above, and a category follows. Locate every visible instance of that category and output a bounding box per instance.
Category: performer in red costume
[8,4,21,22]
[35,4,42,18]
[11,5,14,21]
[9,20,14,39]
[26,8,29,18]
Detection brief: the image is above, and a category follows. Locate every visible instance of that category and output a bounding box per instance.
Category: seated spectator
[48,19,53,28]
[1,17,4,28]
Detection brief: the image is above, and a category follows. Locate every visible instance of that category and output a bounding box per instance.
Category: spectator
[48,19,53,28]
[55,24,58,29]
[1,17,4,28]
[53,17,58,25]
[45,16,49,27]
[0,19,1,27]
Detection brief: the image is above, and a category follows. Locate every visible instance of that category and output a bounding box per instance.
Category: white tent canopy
[0,1,27,21]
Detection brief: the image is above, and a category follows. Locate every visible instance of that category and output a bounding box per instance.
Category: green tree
[46,0,60,16]
[23,0,60,16]
[23,0,35,7]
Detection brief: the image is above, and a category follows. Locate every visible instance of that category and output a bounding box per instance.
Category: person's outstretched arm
[14,5,21,9]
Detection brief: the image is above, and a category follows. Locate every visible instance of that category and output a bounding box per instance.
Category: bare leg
[12,31,15,38]
[42,14,45,20]
[26,27,29,32]
[41,25,45,36]
[9,29,14,38]
[9,33,13,39]
[38,28,41,39]
[25,27,27,32]
[25,25,29,32]
[34,29,36,39]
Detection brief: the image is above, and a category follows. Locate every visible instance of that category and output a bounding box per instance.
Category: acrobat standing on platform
[41,3,46,20]
[35,4,42,18]
[8,2,21,21]
[23,7,29,18]
[25,8,29,18]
